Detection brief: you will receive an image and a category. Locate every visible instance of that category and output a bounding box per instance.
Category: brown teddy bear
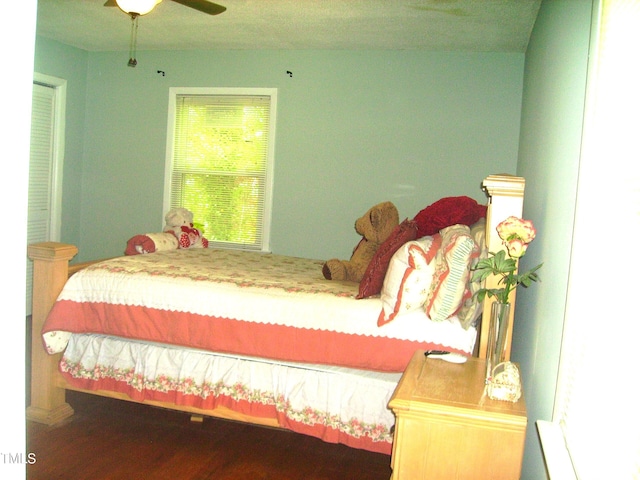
[323,201,399,282]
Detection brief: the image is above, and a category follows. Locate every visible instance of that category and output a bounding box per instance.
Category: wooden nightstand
[388,351,527,480]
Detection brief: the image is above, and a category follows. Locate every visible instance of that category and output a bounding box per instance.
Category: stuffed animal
[164,207,209,249]
[322,201,399,282]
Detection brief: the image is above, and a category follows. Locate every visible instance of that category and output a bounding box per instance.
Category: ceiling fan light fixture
[116,0,161,16]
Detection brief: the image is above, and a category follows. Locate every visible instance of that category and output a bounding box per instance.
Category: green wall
[514,1,593,478]
[33,37,88,248]
[35,42,524,262]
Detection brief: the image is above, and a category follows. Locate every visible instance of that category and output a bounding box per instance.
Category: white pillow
[377,237,437,327]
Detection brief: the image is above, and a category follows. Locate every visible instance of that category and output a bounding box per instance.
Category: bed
[27,174,525,456]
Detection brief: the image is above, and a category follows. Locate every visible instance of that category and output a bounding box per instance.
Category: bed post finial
[27,242,78,425]
[479,174,525,361]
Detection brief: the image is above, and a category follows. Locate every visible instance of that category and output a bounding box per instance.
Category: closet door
[27,80,63,315]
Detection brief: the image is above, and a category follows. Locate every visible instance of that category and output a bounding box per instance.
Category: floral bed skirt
[60,333,401,454]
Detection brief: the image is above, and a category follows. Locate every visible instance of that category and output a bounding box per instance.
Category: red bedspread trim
[45,300,464,372]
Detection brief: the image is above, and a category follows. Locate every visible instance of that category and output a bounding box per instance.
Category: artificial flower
[496,216,536,258]
[472,217,543,304]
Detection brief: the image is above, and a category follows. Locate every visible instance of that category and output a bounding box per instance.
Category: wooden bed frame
[26,174,526,430]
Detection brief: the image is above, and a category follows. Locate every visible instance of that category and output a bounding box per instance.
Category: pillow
[468,217,487,253]
[455,218,487,329]
[413,196,487,238]
[377,237,439,327]
[124,232,179,255]
[425,224,480,323]
[357,219,418,299]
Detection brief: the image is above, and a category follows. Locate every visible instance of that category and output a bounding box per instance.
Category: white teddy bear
[163,208,209,249]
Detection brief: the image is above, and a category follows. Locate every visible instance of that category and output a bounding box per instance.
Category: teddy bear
[164,207,209,249]
[322,201,399,282]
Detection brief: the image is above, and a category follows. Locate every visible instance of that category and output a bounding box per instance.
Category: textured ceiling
[36,0,541,52]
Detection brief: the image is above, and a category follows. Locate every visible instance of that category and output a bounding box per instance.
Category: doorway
[26,73,65,315]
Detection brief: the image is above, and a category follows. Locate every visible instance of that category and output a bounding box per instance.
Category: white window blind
[166,89,276,251]
[538,1,640,478]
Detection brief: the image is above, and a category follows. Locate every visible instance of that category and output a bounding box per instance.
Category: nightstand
[388,351,527,480]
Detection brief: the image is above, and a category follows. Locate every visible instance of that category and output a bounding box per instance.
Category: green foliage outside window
[171,96,270,249]
[177,173,262,245]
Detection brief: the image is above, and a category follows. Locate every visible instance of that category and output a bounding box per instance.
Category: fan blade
[104,0,226,16]
[170,0,226,15]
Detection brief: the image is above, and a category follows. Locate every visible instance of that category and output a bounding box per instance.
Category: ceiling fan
[104,0,226,17]
[104,0,226,67]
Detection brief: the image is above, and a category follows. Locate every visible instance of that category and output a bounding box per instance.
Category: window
[165,88,277,251]
[537,1,640,478]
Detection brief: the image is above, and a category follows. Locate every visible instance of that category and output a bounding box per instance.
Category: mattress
[42,248,477,372]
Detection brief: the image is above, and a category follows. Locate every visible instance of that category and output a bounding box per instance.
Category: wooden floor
[26,391,392,480]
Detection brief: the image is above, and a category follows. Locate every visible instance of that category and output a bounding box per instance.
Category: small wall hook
[157,70,165,76]
[286,70,293,77]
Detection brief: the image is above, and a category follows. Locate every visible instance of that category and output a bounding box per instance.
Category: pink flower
[472,216,543,305]
[497,216,536,258]
[505,237,527,258]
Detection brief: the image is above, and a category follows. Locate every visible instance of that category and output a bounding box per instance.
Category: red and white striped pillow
[425,224,480,323]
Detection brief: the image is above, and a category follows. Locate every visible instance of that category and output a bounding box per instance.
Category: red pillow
[413,196,486,238]
[357,219,418,299]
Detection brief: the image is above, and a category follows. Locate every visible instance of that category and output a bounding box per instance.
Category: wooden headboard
[478,174,525,360]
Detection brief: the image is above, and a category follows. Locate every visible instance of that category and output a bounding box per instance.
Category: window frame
[163,87,277,252]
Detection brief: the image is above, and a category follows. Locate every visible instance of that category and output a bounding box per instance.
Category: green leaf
[471,269,494,283]
[474,257,496,270]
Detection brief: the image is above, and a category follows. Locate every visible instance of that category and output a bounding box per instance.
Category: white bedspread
[43,249,477,372]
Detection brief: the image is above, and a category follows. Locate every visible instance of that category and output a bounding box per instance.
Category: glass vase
[485,302,511,383]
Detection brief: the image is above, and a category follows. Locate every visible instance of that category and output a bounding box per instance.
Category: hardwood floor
[26,391,392,480]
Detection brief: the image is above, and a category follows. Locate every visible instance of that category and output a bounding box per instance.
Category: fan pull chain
[128,13,139,67]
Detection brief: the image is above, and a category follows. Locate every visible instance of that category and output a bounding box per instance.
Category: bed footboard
[27,242,78,425]
[25,242,288,430]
